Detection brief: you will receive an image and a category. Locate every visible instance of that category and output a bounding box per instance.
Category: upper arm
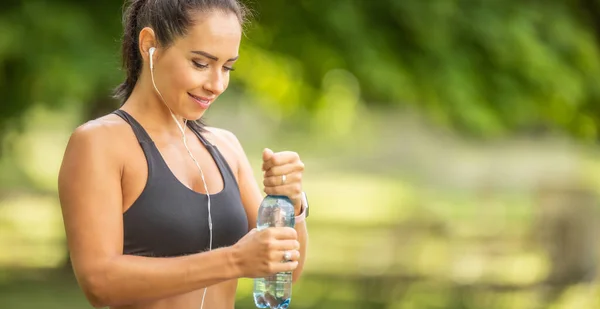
[58,121,124,283]
[210,128,262,230]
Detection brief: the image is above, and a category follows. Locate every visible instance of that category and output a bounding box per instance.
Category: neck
[120,74,186,138]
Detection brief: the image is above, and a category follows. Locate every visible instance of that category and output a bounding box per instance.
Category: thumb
[247,228,258,236]
[262,148,274,162]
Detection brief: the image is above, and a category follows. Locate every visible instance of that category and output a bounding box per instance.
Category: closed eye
[192,61,208,69]
[193,60,234,72]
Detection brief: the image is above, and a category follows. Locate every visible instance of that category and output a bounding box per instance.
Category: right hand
[232,227,300,278]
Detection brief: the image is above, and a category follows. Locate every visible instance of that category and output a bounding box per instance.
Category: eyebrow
[191,50,239,62]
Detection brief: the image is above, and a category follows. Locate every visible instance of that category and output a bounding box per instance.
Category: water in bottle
[253,195,296,309]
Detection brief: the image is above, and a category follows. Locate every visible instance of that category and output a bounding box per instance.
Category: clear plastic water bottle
[253,195,296,309]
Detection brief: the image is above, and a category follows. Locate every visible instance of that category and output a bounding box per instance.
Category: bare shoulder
[60,114,135,178]
[204,126,245,154]
[71,115,128,143]
[202,126,248,175]
[67,114,134,154]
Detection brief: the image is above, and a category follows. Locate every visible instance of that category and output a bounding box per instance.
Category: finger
[263,172,301,187]
[264,184,302,198]
[262,151,300,171]
[270,261,298,274]
[282,249,301,262]
[268,227,297,240]
[263,163,304,178]
[262,148,274,165]
[270,240,300,251]
[271,249,300,263]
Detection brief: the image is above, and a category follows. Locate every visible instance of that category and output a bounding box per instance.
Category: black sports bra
[114,110,249,257]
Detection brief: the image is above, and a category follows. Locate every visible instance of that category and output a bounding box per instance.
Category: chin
[183,110,206,122]
[190,104,211,119]
[172,99,207,121]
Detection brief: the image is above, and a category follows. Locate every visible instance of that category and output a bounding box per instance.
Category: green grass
[2,269,599,309]
[0,270,89,309]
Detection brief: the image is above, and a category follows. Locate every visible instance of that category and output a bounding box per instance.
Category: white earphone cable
[150,47,213,309]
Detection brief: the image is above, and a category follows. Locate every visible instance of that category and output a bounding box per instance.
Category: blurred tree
[0,0,599,147]
[0,0,123,153]
[244,0,600,140]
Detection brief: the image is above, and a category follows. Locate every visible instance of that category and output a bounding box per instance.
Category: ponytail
[113,0,147,103]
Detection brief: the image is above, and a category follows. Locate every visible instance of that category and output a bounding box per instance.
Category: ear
[139,27,158,64]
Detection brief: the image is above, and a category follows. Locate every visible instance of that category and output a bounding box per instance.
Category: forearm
[292,220,308,283]
[79,247,239,307]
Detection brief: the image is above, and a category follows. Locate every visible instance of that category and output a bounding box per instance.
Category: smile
[188,93,212,109]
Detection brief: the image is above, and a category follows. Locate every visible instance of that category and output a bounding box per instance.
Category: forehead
[177,10,242,55]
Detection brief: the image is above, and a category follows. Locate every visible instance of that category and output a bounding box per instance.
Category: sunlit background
[1,1,600,308]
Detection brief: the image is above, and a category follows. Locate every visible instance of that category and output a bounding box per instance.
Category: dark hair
[113,0,249,103]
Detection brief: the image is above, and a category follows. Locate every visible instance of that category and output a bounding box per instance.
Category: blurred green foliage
[1,0,600,142]
[2,1,600,309]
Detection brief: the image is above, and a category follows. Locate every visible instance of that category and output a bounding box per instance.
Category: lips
[188,93,213,109]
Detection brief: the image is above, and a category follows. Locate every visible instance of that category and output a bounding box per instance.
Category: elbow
[79,272,116,308]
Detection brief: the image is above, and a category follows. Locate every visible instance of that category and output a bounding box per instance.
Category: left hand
[262,148,305,215]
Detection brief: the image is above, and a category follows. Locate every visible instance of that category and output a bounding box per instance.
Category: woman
[57,0,309,308]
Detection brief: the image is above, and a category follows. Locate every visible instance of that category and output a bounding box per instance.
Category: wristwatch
[301,191,310,218]
[295,192,310,223]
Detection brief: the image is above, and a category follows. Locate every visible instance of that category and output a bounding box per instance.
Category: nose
[203,69,226,96]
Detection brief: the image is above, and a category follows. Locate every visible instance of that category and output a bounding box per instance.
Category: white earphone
[147,45,213,309]
[149,47,156,70]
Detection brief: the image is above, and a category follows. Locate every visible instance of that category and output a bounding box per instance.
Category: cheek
[223,74,231,89]
[166,63,198,91]
[156,58,196,96]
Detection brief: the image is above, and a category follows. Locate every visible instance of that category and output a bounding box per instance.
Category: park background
[2,1,600,308]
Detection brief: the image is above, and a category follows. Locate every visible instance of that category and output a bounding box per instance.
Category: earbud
[149,47,156,70]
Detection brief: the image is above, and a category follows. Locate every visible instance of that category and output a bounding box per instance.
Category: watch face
[303,192,309,218]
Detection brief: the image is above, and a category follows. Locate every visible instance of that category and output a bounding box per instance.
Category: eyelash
[193,61,235,72]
